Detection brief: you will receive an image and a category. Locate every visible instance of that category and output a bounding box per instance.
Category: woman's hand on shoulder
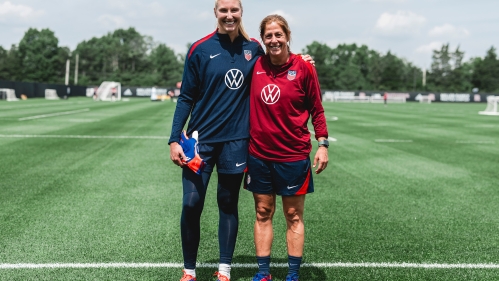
[298,54,315,66]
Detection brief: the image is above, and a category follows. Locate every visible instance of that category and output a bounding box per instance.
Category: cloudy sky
[1,0,498,68]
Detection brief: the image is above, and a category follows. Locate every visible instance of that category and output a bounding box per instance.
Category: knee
[217,193,238,214]
[255,204,274,223]
[284,207,302,226]
[183,192,203,212]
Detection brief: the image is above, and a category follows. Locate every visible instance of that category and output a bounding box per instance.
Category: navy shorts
[245,155,314,196]
[198,139,248,174]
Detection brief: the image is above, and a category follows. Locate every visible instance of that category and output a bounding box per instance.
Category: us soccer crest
[244,50,252,61]
[287,70,296,81]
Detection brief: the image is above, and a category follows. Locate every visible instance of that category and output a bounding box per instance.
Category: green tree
[303,42,422,91]
[74,27,183,87]
[17,28,69,84]
[0,46,10,80]
[150,43,183,87]
[332,44,369,90]
[472,46,499,93]
[427,43,471,92]
[74,28,150,85]
[301,41,335,89]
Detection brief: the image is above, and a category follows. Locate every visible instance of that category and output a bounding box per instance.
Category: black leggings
[181,168,243,269]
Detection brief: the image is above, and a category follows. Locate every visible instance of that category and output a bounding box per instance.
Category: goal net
[479,96,499,116]
[370,93,406,103]
[0,88,19,101]
[96,81,121,101]
[419,95,431,104]
[45,89,60,100]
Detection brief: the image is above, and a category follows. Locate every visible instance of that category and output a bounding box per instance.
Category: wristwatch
[318,139,329,148]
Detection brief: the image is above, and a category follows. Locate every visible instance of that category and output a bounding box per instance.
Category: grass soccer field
[0,97,498,280]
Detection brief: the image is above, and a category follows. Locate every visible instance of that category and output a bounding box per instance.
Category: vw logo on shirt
[225,69,244,90]
[261,84,280,105]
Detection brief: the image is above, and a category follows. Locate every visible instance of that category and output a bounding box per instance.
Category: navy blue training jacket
[169,30,264,144]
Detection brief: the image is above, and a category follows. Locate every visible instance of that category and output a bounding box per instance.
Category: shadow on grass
[200,255,326,281]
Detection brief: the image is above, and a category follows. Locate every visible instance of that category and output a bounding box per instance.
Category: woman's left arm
[304,63,329,174]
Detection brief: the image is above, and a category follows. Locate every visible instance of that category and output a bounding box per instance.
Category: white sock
[184,268,196,278]
[218,263,231,279]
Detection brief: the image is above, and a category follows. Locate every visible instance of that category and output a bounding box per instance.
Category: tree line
[0,27,183,88]
[302,42,499,93]
[1,27,498,93]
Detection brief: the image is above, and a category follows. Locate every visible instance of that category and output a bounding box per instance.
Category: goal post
[479,96,499,116]
[45,89,60,100]
[96,81,121,101]
[0,88,19,101]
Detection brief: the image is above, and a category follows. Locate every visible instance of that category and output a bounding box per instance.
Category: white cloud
[428,24,470,38]
[197,11,213,20]
[0,1,43,20]
[148,2,166,16]
[326,38,371,49]
[351,0,407,2]
[416,41,443,54]
[105,0,130,10]
[370,0,407,2]
[269,10,294,23]
[97,14,127,29]
[375,11,426,36]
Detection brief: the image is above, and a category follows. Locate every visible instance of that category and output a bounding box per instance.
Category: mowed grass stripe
[18,108,91,121]
[0,134,170,139]
[1,99,499,280]
[0,98,180,264]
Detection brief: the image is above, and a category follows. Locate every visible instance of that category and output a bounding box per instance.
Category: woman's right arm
[169,52,200,166]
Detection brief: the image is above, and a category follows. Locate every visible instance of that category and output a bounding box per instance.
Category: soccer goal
[96,81,121,101]
[0,88,19,101]
[479,96,499,116]
[45,89,60,100]
[419,95,431,104]
[333,96,371,102]
[387,96,407,103]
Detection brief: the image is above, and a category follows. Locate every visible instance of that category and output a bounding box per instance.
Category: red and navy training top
[169,30,264,144]
[249,53,328,162]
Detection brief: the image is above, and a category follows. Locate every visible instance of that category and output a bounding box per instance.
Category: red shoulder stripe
[304,58,316,75]
[188,29,218,59]
[295,53,316,75]
[250,38,262,47]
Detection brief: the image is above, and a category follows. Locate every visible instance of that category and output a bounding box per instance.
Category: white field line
[68,119,101,123]
[1,101,82,110]
[456,140,495,144]
[2,262,499,269]
[18,109,90,121]
[0,134,169,140]
[375,139,413,143]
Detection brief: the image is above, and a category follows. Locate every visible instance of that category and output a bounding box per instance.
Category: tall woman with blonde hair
[168,0,264,280]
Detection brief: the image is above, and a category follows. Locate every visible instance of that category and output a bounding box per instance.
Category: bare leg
[253,193,276,256]
[282,195,306,257]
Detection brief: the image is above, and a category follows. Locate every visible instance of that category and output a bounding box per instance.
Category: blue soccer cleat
[252,272,272,281]
[285,273,299,281]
